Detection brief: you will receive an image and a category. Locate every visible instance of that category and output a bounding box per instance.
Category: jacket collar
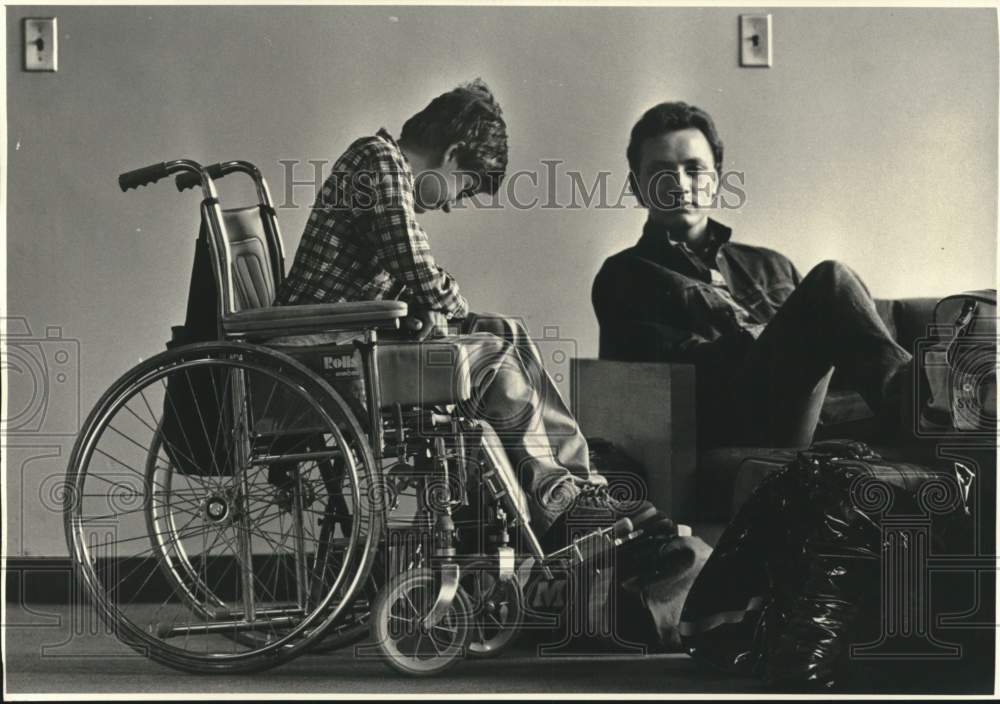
[638,218,732,251]
[635,217,732,271]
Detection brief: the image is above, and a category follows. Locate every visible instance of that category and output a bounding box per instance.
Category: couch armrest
[570,359,698,521]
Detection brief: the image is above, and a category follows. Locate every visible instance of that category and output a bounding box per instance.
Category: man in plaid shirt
[276,80,667,539]
[275,125,470,322]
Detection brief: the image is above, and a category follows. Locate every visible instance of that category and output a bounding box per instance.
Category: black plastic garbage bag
[680,439,976,691]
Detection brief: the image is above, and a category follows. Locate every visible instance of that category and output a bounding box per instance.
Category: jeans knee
[810,259,860,287]
[806,259,872,304]
[814,259,849,277]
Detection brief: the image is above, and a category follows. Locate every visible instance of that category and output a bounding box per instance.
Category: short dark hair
[400,78,508,196]
[626,102,724,192]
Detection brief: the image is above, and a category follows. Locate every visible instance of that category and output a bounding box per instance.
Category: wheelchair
[64,158,667,677]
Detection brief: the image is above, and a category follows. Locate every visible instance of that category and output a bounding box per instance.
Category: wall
[4,6,997,555]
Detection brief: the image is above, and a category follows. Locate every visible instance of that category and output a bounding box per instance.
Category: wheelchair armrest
[223,301,408,337]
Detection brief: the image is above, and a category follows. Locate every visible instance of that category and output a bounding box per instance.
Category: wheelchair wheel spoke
[183,368,231,480]
[81,470,153,494]
[150,493,202,520]
[401,591,422,619]
[105,417,159,461]
[250,374,282,435]
[92,445,147,480]
[412,632,427,659]
[120,402,162,441]
[136,387,162,431]
[76,506,148,524]
[427,632,445,657]
[140,385,215,479]
[432,622,458,635]
[158,376,207,480]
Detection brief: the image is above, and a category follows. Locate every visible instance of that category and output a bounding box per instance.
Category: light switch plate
[24,17,57,72]
[740,14,772,68]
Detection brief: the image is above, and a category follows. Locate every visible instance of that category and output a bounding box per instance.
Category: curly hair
[626,102,724,199]
[400,78,509,196]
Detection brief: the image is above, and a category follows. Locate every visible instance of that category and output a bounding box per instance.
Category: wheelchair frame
[64,158,651,677]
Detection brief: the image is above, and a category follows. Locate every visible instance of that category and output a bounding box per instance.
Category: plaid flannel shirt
[275,129,469,319]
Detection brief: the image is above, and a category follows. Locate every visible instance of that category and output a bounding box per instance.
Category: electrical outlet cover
[24,18,57,72]
[740,14,772,68]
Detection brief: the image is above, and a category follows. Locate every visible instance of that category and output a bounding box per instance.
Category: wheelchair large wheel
[65,342,382,673]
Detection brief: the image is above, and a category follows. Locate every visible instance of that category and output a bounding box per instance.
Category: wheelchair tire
[370,567,472,677]
[65,342,383,674]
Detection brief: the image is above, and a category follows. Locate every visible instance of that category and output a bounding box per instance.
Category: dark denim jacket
[592,219,801,368]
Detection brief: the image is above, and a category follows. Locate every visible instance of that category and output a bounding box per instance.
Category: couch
[573,297,941,544]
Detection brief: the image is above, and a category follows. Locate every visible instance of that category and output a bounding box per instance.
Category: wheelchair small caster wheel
[460,560,523,658]
[371,567,471,676]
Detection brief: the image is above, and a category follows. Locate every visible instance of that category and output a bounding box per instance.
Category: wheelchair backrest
[200,199,287,317]
[222,206,278,311]
[195,162,287,319]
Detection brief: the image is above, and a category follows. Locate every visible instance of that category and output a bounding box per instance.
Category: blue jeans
[455,312,604,532]
[705,260,913,447]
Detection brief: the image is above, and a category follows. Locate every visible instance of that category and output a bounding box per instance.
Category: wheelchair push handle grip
[118,163,170,192]
[175,163,224,192]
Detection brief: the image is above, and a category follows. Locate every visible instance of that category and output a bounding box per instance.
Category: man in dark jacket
[592,102,913,448]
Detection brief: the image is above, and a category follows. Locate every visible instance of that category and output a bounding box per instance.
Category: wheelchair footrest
[544,517,637,565]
